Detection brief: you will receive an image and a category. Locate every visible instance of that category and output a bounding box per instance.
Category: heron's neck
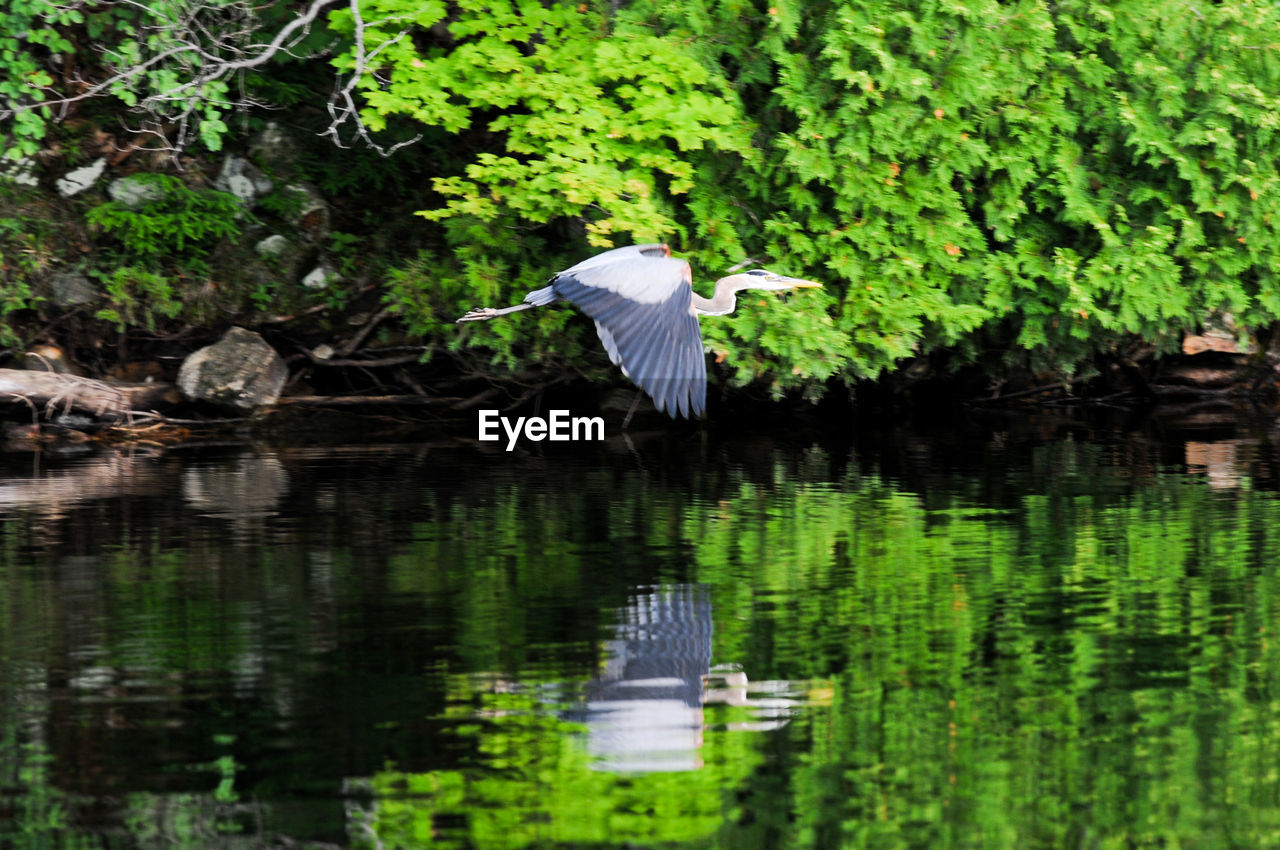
[691,278,742,317]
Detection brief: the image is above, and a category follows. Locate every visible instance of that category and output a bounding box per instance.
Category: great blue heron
[456,244,821,418]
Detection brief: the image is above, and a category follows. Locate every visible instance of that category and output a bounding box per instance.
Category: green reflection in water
[358,461,1280,848]
[0,436,1279,848]
[353,685,757,848]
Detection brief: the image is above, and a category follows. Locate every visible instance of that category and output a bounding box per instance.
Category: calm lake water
[3,409,1280,848]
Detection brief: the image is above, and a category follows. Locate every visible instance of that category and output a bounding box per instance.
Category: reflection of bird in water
[579,584,804,772]
[457,244,821,419]
[584,584,713,772]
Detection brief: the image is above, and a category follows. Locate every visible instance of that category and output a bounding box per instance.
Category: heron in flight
[456,243,821,418]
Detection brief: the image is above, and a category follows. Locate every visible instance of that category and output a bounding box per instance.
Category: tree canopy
[2,0,1278,401]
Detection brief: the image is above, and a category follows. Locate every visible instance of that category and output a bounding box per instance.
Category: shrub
[92,265,181,331]
[86,174,242,263]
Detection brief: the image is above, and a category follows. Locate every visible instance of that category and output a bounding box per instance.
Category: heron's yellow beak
[771,274,821,289]
[741,271,824,292]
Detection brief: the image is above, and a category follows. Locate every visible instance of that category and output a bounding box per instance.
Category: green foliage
[336,0,836,395]
[644,0,1280,380]
[0,0,77,159]
[325,231,364,279]
[88,0,236,150]
[329,0,746,245]
[385,244,579,376]
[86,175,242,263]
[1,0,323,160]
[92,265,182,330]
[4,0,1280,396]
[350,0,1280,395]
[0,216,48,347]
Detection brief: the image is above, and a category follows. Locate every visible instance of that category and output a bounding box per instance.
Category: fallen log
[0,368,177,421]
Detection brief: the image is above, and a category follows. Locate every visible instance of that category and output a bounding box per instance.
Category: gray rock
[56,157,107,197]
[302,260,340,290]
[214,156,273,206]
[252,233,311,284]
[47,271,98,306]
[177,327,287,412]
[106,175,165,208]
[254,234,292,259]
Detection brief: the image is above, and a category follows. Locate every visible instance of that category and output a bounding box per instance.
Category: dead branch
[306,351,425,368]
[8,0,344,156]
[338,307,392,356]
[450,387,502,411]
[0,369,174,420]
[272,394,461,406]
[319,0,423,155]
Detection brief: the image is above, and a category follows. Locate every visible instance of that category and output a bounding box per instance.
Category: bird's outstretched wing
[552,250,707,418]
[558,243,671,277]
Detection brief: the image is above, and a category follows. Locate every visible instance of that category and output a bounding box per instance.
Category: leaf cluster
[79,175,245,333]
[645,0,1280,381]
[329,0,745,244]
[0,0,77,159]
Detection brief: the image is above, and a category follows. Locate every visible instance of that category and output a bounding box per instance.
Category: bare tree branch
[320,0,422,156]
[4,0,424,159]
[8,1,327,116]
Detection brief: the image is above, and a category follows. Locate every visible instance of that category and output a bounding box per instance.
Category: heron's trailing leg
[456,303,536,323]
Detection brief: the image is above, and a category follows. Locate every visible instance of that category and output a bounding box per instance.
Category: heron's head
[731,269,823,292]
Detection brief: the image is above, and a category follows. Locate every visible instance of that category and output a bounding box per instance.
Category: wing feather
[560,243,668,275]
[655,318,686,417]
[558,254,688,305]
[594,321,624,370]
[553,259,706,418]
[670,324,693,418]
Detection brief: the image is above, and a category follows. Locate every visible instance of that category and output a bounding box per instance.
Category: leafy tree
[345,0,1280,394]
[663,0,1280,381]
[328,0,745,244]
[332,0,846,398]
